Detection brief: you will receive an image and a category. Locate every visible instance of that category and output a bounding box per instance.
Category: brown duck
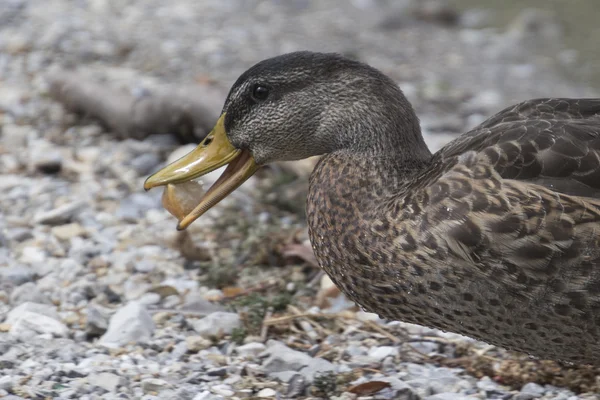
[145,52,600,365]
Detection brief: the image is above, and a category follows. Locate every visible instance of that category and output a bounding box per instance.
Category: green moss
[270,292,292,312]
[228,292,293,335]
[230,327,248,345]
[229,293,270,334]
[312,371,338,397]
[202,263,238,289]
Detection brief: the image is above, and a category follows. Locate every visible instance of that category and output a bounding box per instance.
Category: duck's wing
[436,98,600,197]
[390,98,600,307]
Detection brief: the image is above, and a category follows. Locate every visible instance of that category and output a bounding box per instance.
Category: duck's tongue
[144,113,259,229]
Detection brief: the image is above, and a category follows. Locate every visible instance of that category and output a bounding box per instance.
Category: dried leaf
[347,381,391,396]
[161,181,205,221]
[222,286,245,298]
[283,243,319,268]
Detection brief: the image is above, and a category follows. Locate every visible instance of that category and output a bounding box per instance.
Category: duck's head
[144,51,425,229]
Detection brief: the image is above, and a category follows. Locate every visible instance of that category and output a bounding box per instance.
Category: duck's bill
[144,113,259,230]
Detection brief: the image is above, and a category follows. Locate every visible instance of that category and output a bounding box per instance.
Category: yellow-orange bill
[144,113,260,229]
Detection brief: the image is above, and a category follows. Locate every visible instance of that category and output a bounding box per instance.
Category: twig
[47,69,223,142]
[148,308,212,317]
[474,344,497,357]
[360,367,383,374]
[264,312,331,326]
[363,320,401,344]
[260,308,273,342]
[221,281,280,302]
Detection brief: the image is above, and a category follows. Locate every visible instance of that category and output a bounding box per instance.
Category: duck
[145,51,600,366]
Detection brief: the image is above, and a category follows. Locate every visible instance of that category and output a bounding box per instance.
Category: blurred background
[1,1,600,399]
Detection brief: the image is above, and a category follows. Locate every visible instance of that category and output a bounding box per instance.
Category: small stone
[192,311,241,338]
[98,302,155,347]
[319,274,336,291]
[513,391,542,400]
[138,292,161,306]
[270,371,302,383]
[19,246,46,264]
[34,201,85,225]
[33,150,63,174]
[424,394,473,400]
[0,265,34,285]
[203,289,224,302]
[0,376,14,391]
[6,302,59,324]
[9,311,68,338]
[193,391,224,400]
[235,342,266,357]
[301,357,336,381]
[405,362,431,379]
[88,372,125,392]
[355,310,383,322]
[7,228,33,242]
[407,341,439,355]
[51,223,85,240]
[142,378,170,393]
[134,260,156,273]
[262,341,314,373]
[477,376,503,392]
[186,336,213,352]
[207,367,227,377]
[378,377,419,400]
[520,382,545,397]
[211,384,234,397]
[85,305,109,337]
[367,346,398,361]
[345,345,367,357]
[116,193,160,221]
[257,388,277,398]
[152,312,171,325]
[332,394,357,400]
[1,124,29,148]
[262,340,335,382]
[9,282,51,305]
[181,293,225,313]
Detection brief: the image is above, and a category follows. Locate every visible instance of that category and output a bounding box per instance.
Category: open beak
[144,113,259,230]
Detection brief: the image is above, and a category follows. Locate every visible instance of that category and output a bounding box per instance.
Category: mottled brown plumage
[307,97,600,365]
[149,52,600,365]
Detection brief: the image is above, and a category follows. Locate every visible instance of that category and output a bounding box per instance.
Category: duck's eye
[252,84,270,101]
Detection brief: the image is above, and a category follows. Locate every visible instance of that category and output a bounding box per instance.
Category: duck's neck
[319,150,427,195]
[307,147,429,247]
[306,79,433,272]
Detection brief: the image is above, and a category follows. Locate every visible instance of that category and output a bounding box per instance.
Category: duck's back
[437,98,600,198]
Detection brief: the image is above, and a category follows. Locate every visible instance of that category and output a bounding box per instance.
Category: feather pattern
[308,98,600,365]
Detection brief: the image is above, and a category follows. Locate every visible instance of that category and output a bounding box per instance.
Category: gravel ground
[1,1,599,399]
